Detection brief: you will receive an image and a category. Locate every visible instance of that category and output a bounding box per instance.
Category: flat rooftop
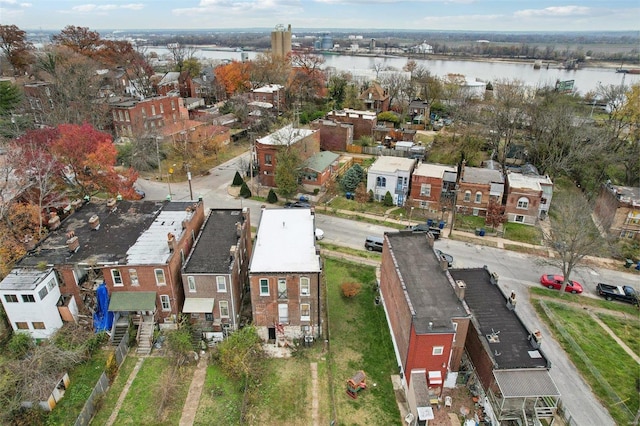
[250,208,321,273]
[385,232,468,334]
[257,124,315,146]
[414,163,457,179]
[449,268,549,370]
[462,166,503,184]
[369,156,416,173]
[183,209,244,274]
[0,267,52,291]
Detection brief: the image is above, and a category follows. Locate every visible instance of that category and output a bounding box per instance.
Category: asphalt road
[137,151,637,426]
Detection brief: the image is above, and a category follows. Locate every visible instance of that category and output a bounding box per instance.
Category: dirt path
[311,362,319,426]
[179,354,209,426]
[105,357,145,426]
[587,312,640,364]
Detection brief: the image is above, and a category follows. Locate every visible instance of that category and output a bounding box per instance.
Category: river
[148,47,639,95]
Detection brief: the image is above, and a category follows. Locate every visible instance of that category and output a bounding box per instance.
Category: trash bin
[439,220,445,229]
[479,228,486,237]
[345,192,351,199]
[475,228,481,236]
[427,219,433,227]
[624,259,634,268]
[636,261,640,271]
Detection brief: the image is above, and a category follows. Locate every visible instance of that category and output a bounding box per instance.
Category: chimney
[89,215,100,230]
[460,159,466,182]
[530,329,543,349]
[167,233,175,252]
[229,245,237,262]
[71,199,83,210]
[66,231,79,252]
[106,198,117,208]
[48,214,61,230]
[455,280,466,300]
[506,290,517,311]
[236,222,242,237]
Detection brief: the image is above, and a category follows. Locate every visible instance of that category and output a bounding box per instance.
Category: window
[4,294,18,303]
[259,278,269,296]
[278,278,287,299]
[376,176,386,188]
[515,215,524,223]
[171,100,175,111]
[112,111,118,121]
[463,191,471,202]
[188,276,196,293]
[516,197,529,209]
[219,301,229,318]
[432,346,444,356]
[32,322,45,330]
[205,313,213,321]
[38,286,48,300]
[112,269,123,286]
[160,295,171,311]
[300,277,310,296]
[420,184,431,197]
[180,249,185,265]
[419,201,428,209]
[22,294,35,303]
[125,111,130,121]
[141,107,146,116]
[300,303,310,321]
[474,192,482,204]
[160,104,164,114]
[47,278,56,290]
[265,154,272,165]
[278,303,289,323]
[118,110,123,121]
[15,322,29,330]
[129,269,139,286]
[472,208,480,216]
[155,269,166,286]
[151,105,156,115]
[217,276,227,292]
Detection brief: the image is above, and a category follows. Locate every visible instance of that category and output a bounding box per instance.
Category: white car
[315,228,324,240]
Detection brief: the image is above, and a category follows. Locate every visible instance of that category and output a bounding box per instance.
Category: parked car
[315,228,324,241]
[539,274,583,294]
[134,187,145,199]
[284,201,311,208]
[365,236,384,252]
[596,283,638,305]
[435,249,453,267]
[405,224,441,239]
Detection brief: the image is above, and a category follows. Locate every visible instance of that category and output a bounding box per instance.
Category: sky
[1,0,639,32]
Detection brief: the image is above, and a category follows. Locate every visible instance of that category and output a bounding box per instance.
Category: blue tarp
[93,283,114,333]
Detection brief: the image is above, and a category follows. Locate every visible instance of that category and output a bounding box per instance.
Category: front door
[268,327,276,340]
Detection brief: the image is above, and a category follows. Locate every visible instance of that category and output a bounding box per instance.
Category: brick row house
[594,183,640,240]
[249,84,285,112]
[309,118,354,152]
[379,232,560,425]
[456,163,504,217]
[0,199,205,347]
[504,172,554,224]
[249,208,322,343]
[326,109,377,140]
[409,163,457,213]
[358,82,390,113]
[254,124,320,188]
[181,208,252,335]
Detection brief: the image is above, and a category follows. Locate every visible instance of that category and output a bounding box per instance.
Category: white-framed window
[278,278,287,299]
[4,294,18,303]
[472,208,480,216]
[125,111,130,121]
[188,276,196,293]
[265,154,272,165]
[160,104,164,114]
[259,278,269,296]
[160,295,171,311]
[141,107,146,116]
[515,215,525,223]
[112,269,123,287]
[278,303,289,323]
[376,176,387,188]
[180,249,185,265]
[171,100,175,111]
[452,321,458,342]
[432,346,444,356]
[151,105,156,115]
[155,269,166,286]
[420,183,431,197]
[219,300,229,318]
[22,294,35,303]
[300,303,310,321]
[300,277,310,296]
[47,279,56,290]
[38,286,48,300]
[463,190,471,202]
[474,192,482,204]
[129,269,139,286]
[15,322,29,330]
[516,197,529,209]
[419,201,428,209]
[217,276,227,292]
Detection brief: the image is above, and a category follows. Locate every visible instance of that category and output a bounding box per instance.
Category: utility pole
[186,163,193,200]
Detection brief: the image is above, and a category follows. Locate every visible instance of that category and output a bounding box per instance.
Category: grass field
[531,295,639,425]
[89,355,139,425]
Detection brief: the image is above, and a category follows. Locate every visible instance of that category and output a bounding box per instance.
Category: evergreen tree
[239,181,252,198]
[340,164,364,193]
[266,188,278,203]
[383,191,394,207]
[232,171,244,186]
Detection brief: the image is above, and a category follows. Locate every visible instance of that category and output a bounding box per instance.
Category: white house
[0,268,70,339]
[367,156,417,206]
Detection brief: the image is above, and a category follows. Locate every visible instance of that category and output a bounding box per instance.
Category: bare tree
[541,191,604,293]
[166,43,199,73]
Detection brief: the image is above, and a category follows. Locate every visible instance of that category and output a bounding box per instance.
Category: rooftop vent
[167,232,175,252]
[455,280,466,300]
[106,198,116,208]
[89,215,100,230]
[66,231,79,253]
[48,214,61,230]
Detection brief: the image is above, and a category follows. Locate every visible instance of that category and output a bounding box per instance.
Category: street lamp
[409,206,414,226]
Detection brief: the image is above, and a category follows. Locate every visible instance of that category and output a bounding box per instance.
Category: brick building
[110,95,189,139]
[359,82,390,113]
[594,182,640,240]
[409,163,457,212]
[309,118,354,152]
[326,109,377,140]
[456,164,504,217]
[504,172,553,224]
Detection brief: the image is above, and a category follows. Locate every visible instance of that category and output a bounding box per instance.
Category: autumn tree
[215,61,251,98]
[354,182,369,204]
[604,83,640,186]
[328,73,349,110]
[287,52,326,106]
[0,24,34,75]
[0,203,42,278]
[485,198,507,231]
[250,52,290,87]
[51,25,102,56]
[541,191,604,293]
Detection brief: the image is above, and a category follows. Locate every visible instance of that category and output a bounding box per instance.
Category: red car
[540,274,583,294]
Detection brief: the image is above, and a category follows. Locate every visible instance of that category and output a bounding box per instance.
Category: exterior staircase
[191,326,204,350]
[136,316,154,355]
[111,323,129,346]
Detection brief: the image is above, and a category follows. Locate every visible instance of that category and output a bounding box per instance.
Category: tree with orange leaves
[214,60,252,99]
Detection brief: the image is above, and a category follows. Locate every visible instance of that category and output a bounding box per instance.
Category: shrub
[232,171,244,186]
[368,189,374,202]
[7,333,33,359]
[239,181,252,198]
[266,188,278,203]
[341,282,362,298]
[105,351,118,383]
[383,191,394,207]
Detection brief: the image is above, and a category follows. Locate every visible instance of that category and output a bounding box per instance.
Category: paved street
[136,151,639,426]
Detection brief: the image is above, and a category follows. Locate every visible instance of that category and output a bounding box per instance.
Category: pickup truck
[596,283,639,306]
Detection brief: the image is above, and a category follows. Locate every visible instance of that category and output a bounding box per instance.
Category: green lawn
[503,222,542,245]
[531,298,639,425]
[325,259,400,425]
[194,363,243,426]
[596,313,640,357]
[111,357,194,425]
[46,350,109,425]
[328,196,390,215]
[89,355,139,425]
[454,214,486,232]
